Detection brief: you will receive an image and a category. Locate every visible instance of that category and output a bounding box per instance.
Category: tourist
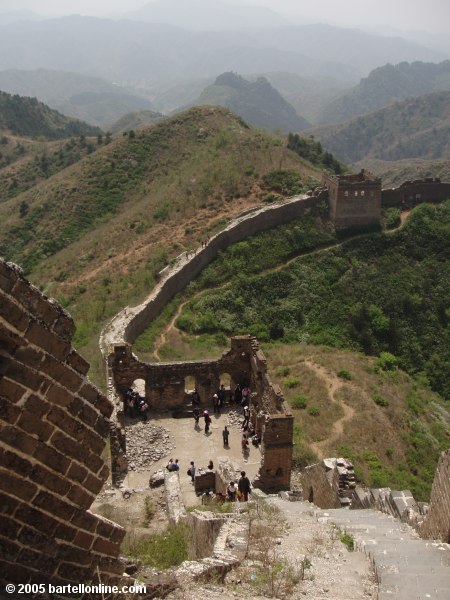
[188,461,196,483]
[227,481,237,501]
[242,404,250,429]
[222,424,229,446]
[218,384,226,410]
[166,458,174,471]
[193,406,200,426]
[241,385,250,406]
[212,393,219,415]
[241,428,249,451]
[238,471,251,502]
[204,410,211,434]
[191,388,200,406]
[170,459,180,472]
[207,460,214,470]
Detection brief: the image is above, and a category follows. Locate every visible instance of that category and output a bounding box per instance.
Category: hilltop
[311,91,450,163]
[192,72,310,133]
[109,109,164,134]
[317,60,450,125]
[0,89,101,139]
[0,69,156,129]
[0,105,322,382]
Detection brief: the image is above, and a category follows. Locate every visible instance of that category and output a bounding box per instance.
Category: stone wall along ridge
[100,193,319,355]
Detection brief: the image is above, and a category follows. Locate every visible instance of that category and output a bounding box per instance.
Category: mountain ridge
[191,72,310,133]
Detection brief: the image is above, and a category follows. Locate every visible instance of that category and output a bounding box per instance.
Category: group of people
[226,471,252,502]
[124,388,149,421]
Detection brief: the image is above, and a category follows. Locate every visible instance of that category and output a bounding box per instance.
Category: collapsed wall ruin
[0,260,125,586]
[109,336,293,492]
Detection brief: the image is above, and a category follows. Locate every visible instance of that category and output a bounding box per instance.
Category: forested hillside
[170,203,450,401]
[312,91,450,163]
[318,60,450,125]
[0,90,101,139]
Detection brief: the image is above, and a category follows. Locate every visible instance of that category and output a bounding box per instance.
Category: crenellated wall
[381,178,450,208]
[0,260,125,586]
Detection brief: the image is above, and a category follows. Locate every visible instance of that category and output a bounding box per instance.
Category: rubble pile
[125,421,174,471]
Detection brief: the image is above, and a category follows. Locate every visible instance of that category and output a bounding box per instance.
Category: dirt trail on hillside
[153,300,189,361]
[148,211,414,361]
[305,360,355,459]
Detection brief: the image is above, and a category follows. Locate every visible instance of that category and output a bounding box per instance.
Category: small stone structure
[0,260,125,587]
[301,458,356,508]
[322,169,382,230]
[109,336,293,492]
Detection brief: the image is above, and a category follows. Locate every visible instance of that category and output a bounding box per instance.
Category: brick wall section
[0,260,125,586]
[381,178,450,208]
[100,193,322,355]
[419,450,450,542]
[300,461,342,509]
[110,336,293,492]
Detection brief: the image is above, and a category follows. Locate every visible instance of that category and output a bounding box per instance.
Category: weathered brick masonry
[0,260,125,586]
[419,450,450,542]
[110,336,293,491]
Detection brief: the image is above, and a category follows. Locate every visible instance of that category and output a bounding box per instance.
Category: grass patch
[123,522,189,569]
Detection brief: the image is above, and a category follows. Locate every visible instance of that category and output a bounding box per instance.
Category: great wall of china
[1,174,449,592]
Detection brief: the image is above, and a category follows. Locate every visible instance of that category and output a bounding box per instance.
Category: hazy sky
[1,0,449,34]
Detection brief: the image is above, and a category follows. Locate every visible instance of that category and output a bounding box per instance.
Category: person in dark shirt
[238,470,251,502]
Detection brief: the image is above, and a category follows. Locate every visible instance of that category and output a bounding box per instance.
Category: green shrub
[275,366,290,377]
[384,207,401,229]
[376,352,398,372]
[284,376,300,389]
[373,393,389,407]
[308,406,319,416]
[291,395,307,409]
[337,369,352,380]
[340,532,354,551]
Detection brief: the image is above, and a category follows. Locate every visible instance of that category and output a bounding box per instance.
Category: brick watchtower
[322,169,382,230]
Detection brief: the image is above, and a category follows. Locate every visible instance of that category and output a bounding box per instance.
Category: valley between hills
[1,96,449,503]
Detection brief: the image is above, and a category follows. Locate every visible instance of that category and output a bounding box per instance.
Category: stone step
[315,507,450,599]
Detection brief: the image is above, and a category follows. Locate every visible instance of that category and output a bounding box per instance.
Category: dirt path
[153,299,190,360]
[304,360,355,459]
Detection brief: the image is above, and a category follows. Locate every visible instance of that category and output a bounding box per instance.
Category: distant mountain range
[191,72,309,133]
[311,91,450,163]
[0,69,155,128]
[0,16,444,87]
[0,89,101,138]
[317,60,450,125]
[124,0,287,30]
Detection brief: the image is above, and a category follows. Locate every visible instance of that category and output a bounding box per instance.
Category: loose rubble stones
[125,421,174,471]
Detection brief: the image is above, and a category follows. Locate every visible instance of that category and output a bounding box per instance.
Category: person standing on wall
[242,404,250,429]
[204,410,212,434]
[238,471,251,502]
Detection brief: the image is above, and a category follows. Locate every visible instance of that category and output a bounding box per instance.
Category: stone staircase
[316,507,450,599]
